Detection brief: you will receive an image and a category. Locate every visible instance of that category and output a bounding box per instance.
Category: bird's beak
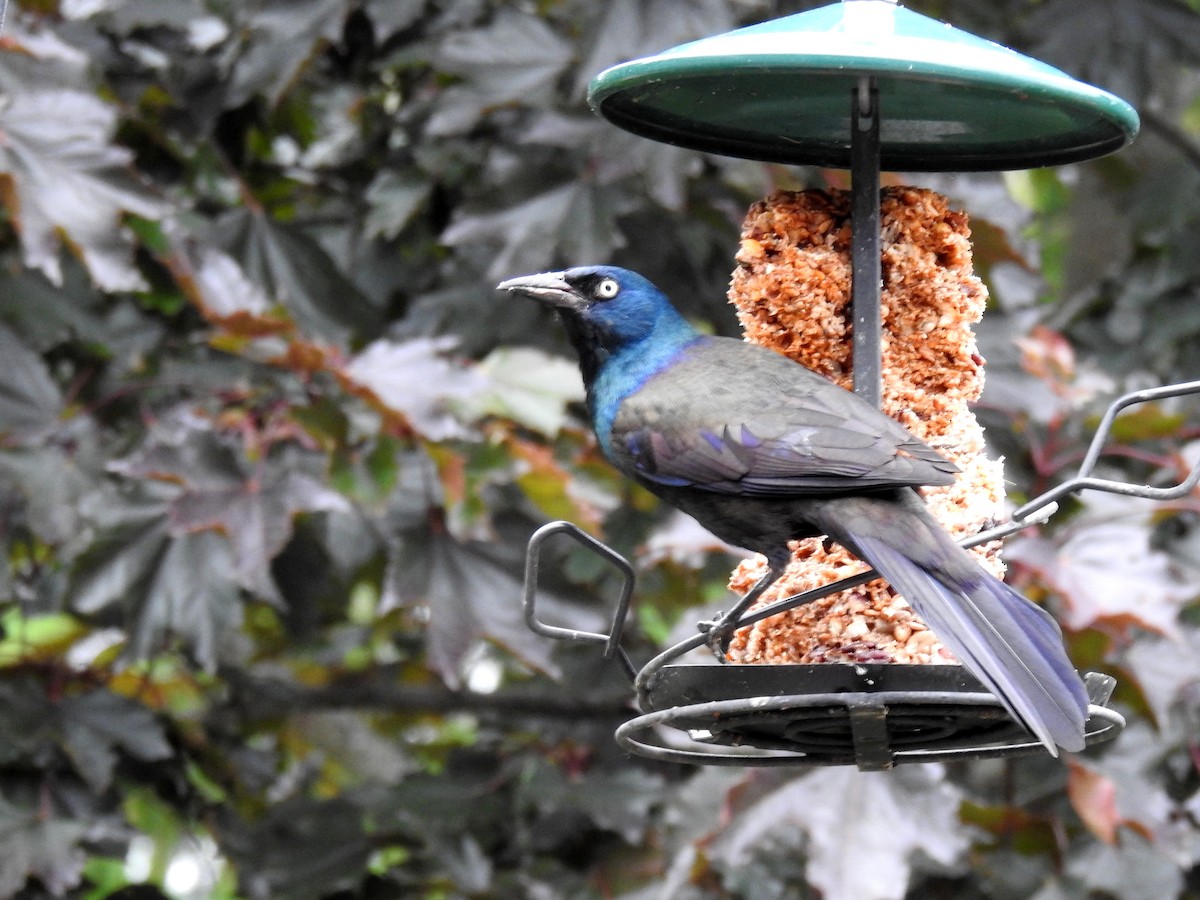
[496,271,586,311]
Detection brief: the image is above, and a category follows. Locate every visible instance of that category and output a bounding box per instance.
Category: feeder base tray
[618,664,1123,768]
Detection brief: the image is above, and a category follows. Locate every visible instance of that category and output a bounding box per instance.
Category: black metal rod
[851,76,882,407]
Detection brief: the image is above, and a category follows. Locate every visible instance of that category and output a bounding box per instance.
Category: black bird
[498,265,1088,754]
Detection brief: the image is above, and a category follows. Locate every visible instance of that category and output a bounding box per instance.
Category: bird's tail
[820,496,1089,755]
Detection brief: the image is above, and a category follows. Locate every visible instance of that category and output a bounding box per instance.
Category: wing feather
[610,335,957,495]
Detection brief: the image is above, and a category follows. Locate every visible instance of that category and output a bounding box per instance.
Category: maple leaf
[441,181,622,281]
[68,483,245,669]
[0,323,63,442]
[225,0,353,107]
[111,420,350,604]
[382,526,561,687]
[342,337,487,441]
[0,89,165,290]
[461,346,584,436]
[711,765,969,900]
[1009,493,1200,638]
[210,208,379,344]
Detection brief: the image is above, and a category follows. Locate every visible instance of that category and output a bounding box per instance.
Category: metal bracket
[1013,378,1200,521]
[522,520,637,681]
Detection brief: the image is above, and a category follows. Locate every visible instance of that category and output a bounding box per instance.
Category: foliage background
[0,0,1198,897]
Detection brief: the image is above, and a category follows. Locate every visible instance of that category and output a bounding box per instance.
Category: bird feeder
[522,0,1196,768]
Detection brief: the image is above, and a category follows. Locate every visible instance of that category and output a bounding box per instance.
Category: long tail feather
[850,533,1088,755]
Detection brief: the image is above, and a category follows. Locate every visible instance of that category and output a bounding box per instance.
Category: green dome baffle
[592,0,1141,407]
[588,0,1139,171]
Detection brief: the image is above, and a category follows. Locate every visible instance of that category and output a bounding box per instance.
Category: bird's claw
[698,615,736,662]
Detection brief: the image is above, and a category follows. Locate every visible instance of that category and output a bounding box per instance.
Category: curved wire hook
[1013,379,1200,521]
[522,520,637,681]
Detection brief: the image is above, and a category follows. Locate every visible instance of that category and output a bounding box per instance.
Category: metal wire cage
[522,379,1200,769]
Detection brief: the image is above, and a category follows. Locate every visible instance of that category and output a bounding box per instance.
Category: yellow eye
[595,278,620,300]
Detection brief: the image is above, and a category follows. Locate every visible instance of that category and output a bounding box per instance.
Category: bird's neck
[567,307,700,458]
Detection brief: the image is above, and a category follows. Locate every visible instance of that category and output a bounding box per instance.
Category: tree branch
[1142,107,1200,174]
[225,671,633,723]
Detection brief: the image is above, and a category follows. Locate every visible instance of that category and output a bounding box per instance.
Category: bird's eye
[594,278,620,300]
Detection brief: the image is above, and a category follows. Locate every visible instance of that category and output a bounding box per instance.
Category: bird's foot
[697,614,737,662]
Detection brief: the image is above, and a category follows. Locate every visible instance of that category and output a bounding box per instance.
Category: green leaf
[0,610,88,668]
[0,89,165,291]
[1003,168,1070,298]
[1107,403,1187,443]
[463,347,584,436]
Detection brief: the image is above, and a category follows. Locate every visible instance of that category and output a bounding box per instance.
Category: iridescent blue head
[497,265,696,375]
[499,265,703,455]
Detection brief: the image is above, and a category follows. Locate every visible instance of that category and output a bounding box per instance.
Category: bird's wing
[610,336,958,495]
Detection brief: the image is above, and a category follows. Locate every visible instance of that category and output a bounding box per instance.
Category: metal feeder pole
[851,76,882,407]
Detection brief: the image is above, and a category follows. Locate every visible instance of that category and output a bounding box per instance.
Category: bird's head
[497,265,689,354]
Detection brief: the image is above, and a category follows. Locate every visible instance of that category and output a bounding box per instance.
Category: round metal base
[618,664,1123,769]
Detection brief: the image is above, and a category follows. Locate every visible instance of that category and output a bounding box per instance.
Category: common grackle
[498,265,1088,755]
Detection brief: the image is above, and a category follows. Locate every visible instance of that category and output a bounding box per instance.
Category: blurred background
[0,0,1197,897]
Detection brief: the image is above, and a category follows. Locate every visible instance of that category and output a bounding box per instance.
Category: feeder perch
[523,0,1159,768]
